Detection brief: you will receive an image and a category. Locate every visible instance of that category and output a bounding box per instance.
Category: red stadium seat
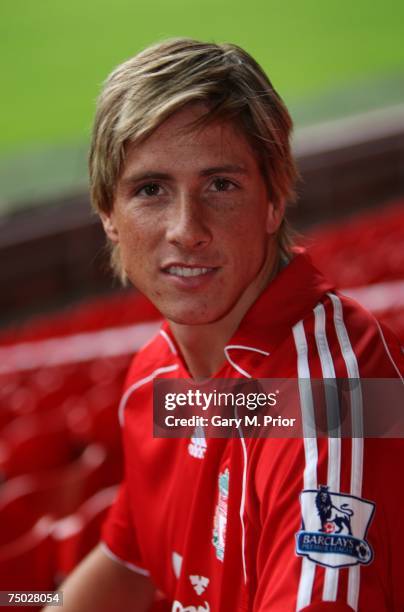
[306,200,404,342]
[307,200,404,288]
[0,516,54,592]
[0,412,74,480]
[67,380,123,451]
[0,291,160,345]
[0,444,118,546]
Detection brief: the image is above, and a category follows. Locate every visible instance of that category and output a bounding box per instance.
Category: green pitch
[1,0,404,153]
[0,0,403,207]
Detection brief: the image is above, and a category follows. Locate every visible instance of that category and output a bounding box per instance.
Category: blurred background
[0,0,403,601]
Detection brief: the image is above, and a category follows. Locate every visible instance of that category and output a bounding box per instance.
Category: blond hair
[89,38,299,280]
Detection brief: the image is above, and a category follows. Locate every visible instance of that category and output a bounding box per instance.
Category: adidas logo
[188,436,207,459]
[189,575,209,596]
[188,426,207,459]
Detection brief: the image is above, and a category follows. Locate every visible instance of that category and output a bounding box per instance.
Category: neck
[169,245,280,379]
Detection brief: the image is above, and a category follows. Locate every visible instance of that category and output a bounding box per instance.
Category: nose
[166,191,212,250]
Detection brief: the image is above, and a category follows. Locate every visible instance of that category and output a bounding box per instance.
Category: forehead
[120,104,259,177]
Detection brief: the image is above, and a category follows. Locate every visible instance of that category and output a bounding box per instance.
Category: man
[44,39,403,611]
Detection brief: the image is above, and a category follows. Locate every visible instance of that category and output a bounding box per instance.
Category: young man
[45,39,403,611]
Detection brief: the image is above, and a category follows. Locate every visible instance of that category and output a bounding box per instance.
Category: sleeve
[250,295,403,610]
[100,480,150,576]
[250,434,404,612]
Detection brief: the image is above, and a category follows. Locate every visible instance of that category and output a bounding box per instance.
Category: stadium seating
[0,444,118,546]
[0,516,54,591]
[307,201,404,288]
[306,200,404,341]
[0,412,73,480]
[65,379,126,451]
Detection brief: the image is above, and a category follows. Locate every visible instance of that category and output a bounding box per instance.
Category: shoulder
[124,324,178,390]
[117,325,179,427]
[294,290,403,379]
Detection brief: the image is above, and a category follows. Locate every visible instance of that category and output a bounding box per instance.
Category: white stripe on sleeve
[314,303,341,602]
[293,320,318,611]
[328,293,364,612]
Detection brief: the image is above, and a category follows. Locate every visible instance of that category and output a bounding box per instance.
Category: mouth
[163,265,217,278]
[161,264,220,288]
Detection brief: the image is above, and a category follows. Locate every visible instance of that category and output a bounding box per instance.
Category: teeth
[167,266,212,277]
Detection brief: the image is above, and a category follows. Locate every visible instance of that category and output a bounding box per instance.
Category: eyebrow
[120,171,172,187]
[199,164,248,176]
[120,164,249,186]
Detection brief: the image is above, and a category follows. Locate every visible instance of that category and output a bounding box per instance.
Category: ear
[266,199,286,235]
[100,211,119,243]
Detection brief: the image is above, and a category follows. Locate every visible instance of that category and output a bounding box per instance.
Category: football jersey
[101,251,404,611]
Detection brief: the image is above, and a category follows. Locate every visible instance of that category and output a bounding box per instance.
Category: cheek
[227,211,269,249]
[227,217,269,272]
[227,192,269,230]
[118,229,142,262]
[116,214,158,259]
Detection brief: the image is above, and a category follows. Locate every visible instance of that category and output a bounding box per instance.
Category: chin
[164,306,226,326]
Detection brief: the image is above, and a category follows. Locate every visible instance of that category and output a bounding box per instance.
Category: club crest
[212,468,229,562]
[296,485,375,568]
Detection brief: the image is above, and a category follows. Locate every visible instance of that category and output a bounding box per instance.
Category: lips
[162,262,219,278]
[165,265,216,277]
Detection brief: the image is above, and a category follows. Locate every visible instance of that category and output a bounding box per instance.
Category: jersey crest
[212,468,229,562]
[296,485,375,568]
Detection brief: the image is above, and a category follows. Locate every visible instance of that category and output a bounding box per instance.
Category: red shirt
[101,252,404,611]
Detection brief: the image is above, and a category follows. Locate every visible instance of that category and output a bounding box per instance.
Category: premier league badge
[296,485,375,568]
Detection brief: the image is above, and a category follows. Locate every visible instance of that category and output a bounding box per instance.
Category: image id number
[0,592,62,607]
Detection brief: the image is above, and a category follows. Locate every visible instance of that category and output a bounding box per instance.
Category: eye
[136,182,164,197]
[209,178,237,192]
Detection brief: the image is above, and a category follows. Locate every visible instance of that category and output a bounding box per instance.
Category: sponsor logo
[212,468,229,562]
[189,575,209,596]
[188,426,207,459]
[296,485,375,568]
[172,601,210,612]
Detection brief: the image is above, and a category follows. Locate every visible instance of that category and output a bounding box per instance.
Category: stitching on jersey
[118,364,179,426]
[100,541,150,576]
[222,345,269,585]
[159,329,178,355]
[224,344,270,379]
[374,319,404,383]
